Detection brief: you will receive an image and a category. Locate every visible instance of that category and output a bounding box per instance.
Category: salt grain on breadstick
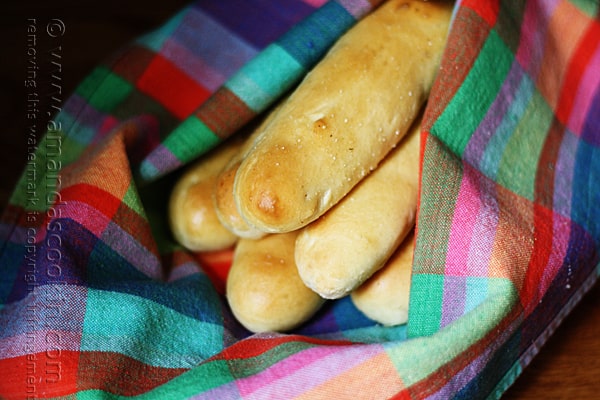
[233,0,452,233]
[295,116,421,299]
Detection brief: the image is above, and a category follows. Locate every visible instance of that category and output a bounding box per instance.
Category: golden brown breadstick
[168,138,243,252]
[351,231,414,326]
[226,232,325,333]
[233,0,452,233]
[295,116,421,299]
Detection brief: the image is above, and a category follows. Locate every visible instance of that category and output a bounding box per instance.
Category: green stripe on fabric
[75,66,134,113]
[386,278,517,386]
[431,30,514,157]
[569,0,599,17]
[122,183,146,218]
[408,274,445,336]
[224,44,305,112]
[81,289,224,368]
[227,340,317,379]
[497,89,552,201]
[164,116,221,162]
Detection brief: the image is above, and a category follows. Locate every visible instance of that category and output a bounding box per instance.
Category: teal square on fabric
[164,116,221,163]
[81,288,224,367]
[432,30,514,157]
[407,274,445,337]
[225,44,304,112]
[75,67,134,114]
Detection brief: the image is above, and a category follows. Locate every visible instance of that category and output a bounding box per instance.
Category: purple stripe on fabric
[167,261,203,282]
[336,0,374,18]
[440,276,467,328]
[0,285,87,339]
[189,381,242,400]
[540,212,572,294]
[140,145,182,175]
[101,221,163,279]
[553,129,578,218]
[0,330,83,358]
[161,39,229,92]
[463,61,524,169]
[238,344,383,399]
[580,80,600,146]
[171,8,259,80]
[431,306,521,400]
[198,0,318,48]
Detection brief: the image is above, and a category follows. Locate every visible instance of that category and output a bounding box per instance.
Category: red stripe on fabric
[211,335,353,361]
[75,351,187,396]
[0,351,79,399]
[59,183,122,221]
[195,87,257,139]
[193,248,234,295]
[519,203,555,313]
[137,54,211,120]
[555,19,600,126]
[460,0,500,26]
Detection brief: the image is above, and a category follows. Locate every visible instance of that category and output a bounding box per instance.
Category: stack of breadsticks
[168,0,453,333]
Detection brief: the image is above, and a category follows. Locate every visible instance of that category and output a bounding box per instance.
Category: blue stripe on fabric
[480,70,533,180]
[571,137,599,241]
[198,0,318,48]
[88,238,223,324]
[464,277,490,314]
[277,1,356,67]
[81,288,224,367]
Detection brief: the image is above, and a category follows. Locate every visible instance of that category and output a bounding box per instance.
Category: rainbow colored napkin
[1,0,598,398]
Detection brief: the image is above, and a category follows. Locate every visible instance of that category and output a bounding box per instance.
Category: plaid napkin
[1,0,598,399]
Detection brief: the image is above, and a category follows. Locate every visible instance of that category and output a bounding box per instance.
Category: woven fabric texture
[1,0,598,399]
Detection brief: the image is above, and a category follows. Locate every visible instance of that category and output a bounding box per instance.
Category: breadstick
[295,116,421,299]
[226,232,325,333]
[213,109,279,239]
[168,138,243,252]
[233,0,452,233]
[351,231,414,326]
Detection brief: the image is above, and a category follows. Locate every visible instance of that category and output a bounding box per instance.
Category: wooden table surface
[2,2,599,398]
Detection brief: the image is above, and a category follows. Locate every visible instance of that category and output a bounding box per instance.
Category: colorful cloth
[1,0,599,398]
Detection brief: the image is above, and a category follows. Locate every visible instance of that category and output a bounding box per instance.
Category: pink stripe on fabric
[47,201,110,238]
[515,0,558,77]
[465,173,499,277]
[337,0,375,18]
[567,39,600,135]
[301,0,328,7]
[238,344,383,399]
[540,212,572,294]
[101,221,162,279]
[445,165,482,276]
